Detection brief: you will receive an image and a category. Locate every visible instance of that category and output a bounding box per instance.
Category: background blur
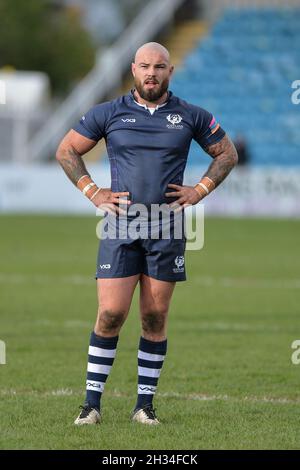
[1,0,300,450]
[0,0,299,216]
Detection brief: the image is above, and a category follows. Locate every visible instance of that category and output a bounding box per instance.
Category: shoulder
[87,95,127,121]
[87,101,112,121]
[170,94,211,122]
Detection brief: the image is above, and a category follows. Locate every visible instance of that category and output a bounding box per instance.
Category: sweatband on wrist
[77,175,100,200]
[194,176,216,198]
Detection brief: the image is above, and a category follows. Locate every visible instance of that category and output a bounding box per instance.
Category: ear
[169,65,174,76]
[131,62,136,77]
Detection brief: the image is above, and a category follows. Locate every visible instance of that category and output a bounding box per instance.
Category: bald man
[56,42,238,426]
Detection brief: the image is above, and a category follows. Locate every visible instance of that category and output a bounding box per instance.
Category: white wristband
[90,188,101,201]
[77,174,89,185]
[196,182,209,194]
[82,182,96,195]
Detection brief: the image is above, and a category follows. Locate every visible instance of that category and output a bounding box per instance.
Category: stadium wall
[0,164,299,217]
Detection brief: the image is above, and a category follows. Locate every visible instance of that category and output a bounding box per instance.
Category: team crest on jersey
[166,114,183,129]
[173,255,185,273]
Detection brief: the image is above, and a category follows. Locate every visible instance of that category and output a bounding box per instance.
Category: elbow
[232,148,239,167]
[55,152,61,164]
[55,144,64,164]
[230,142,239,167]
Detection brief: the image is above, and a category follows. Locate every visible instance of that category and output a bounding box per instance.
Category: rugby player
[56,42,238,425]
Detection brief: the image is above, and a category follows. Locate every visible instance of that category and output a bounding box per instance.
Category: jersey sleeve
[193,107,225,150]
[72,104,107,141]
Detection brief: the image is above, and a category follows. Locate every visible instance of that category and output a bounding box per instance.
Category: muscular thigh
[97,275,140,314]
[139,274,175,314]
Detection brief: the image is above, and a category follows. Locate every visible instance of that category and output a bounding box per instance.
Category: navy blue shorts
[96,235,186,282]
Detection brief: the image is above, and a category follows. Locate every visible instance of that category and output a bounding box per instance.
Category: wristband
[82,182,96,195]
[77,175,91,191]
[90,188,101,201]
[194,176,215,198]
[77,175,100,200]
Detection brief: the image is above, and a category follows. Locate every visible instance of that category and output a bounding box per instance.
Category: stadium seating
[171,7,300,166]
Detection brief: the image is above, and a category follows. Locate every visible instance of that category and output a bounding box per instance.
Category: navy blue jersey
[73,91,225,206]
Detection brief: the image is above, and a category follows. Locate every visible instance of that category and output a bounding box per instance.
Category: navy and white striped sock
[135,336,167,410]
[85,331,118,411]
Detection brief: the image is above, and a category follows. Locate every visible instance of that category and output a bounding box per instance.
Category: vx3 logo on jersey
[121,118,136,122]
[166,114,183,129]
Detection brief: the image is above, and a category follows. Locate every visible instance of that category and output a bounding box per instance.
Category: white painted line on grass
[1,388,300,405]
[0,273,92,285]
[1,273,299,289]
[193,276,300,289]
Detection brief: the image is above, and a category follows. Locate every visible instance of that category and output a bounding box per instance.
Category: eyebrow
[138,62,167,66]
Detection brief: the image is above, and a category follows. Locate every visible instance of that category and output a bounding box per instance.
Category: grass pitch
[0,215,300,449]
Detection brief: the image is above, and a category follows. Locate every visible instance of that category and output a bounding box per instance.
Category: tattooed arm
[56,129,97,185]
[165,134,238,208]
[203,134,238,187]
[56,129,130,213]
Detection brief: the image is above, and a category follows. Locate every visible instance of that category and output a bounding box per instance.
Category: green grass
[0,215,300,449]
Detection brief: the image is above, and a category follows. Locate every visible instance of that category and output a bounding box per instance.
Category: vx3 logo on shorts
[99,264,111,269]
[121,118,136,122]
[173,255,185,273]
[166,114,183,129]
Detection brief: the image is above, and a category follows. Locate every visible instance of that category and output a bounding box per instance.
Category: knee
[141,309,167,335]
[95,309,126,335]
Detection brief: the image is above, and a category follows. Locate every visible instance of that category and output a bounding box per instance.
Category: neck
[133,89,168,108]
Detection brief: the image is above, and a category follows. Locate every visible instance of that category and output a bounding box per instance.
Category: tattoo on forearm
[203,135,238,187]
[58,147,90,186]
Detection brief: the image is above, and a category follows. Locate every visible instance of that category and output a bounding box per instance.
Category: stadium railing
[28,0,185,163]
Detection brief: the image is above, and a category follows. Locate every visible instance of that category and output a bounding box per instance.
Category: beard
[134,77,169,102]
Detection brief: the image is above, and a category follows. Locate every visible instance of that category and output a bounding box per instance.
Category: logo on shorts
[166,114,183,129]
[173,256,185,273]
[99,264,111,269]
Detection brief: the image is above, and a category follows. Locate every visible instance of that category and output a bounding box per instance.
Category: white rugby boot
[74,405,101,425]
[131,405,160,425]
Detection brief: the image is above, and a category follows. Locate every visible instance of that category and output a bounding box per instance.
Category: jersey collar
[129,89,172,112]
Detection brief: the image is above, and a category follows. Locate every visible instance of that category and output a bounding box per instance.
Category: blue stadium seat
[171,7,300,166]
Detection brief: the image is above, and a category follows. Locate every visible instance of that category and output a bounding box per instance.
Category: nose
[147,67,156,76]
